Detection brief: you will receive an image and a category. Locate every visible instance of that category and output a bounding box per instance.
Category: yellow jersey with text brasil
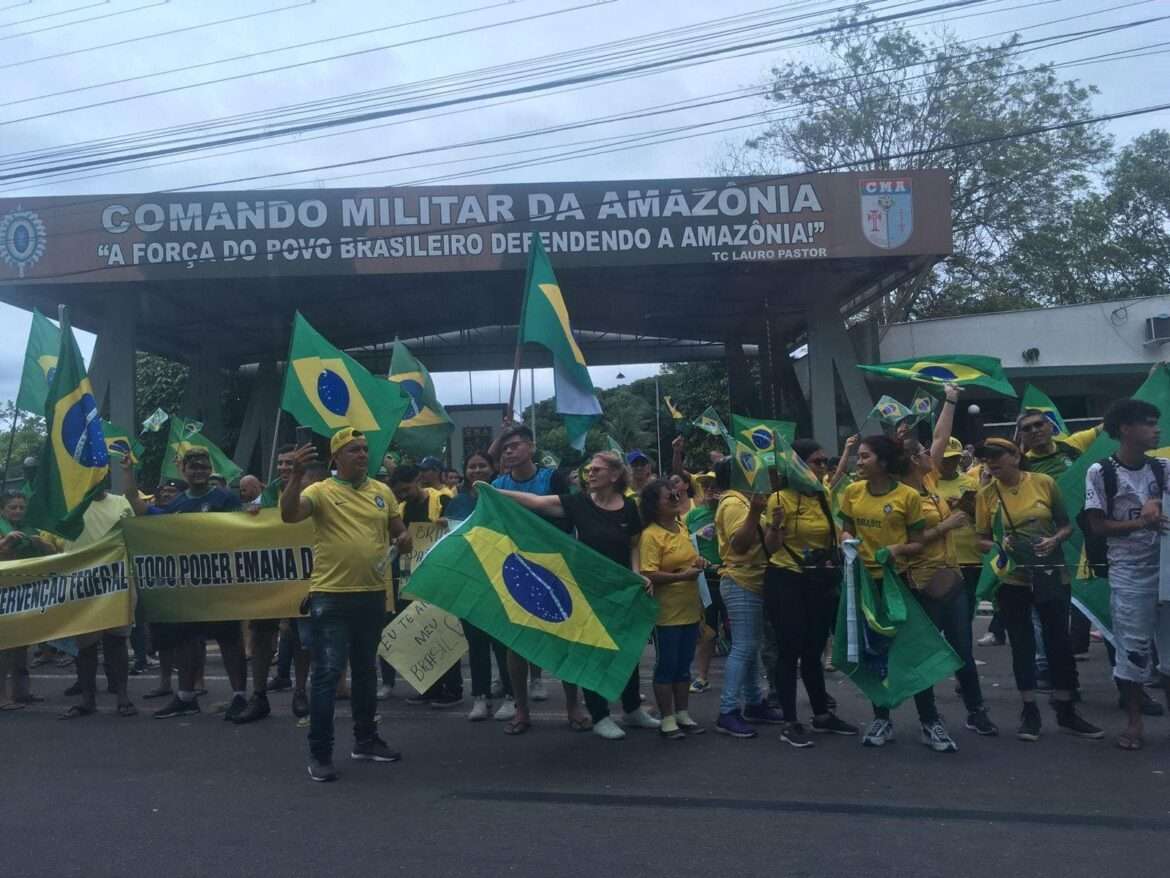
[839,480,925,577]
[302,476,402,593]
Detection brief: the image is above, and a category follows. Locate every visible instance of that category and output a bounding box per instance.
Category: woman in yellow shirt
[762,439,858,747]
[639,479,709,739]
[973,437,1102,742]
[839,434,961,752]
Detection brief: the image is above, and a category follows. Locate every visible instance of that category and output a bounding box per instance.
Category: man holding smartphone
[281,427,411,782]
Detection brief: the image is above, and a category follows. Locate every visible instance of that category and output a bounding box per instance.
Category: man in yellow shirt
[282,428,410,782]
[1017,409,1101,480]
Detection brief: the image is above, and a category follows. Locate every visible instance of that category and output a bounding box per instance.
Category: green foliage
[0,401,46,486]
[134,353,189,489]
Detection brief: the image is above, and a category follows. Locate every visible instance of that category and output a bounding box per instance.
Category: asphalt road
[4,619,1169,878]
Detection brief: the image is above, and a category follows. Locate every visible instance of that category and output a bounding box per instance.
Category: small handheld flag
[1020,385,1067,436]
[773,430,824,494]
[101,420,144,464]
[910,389,936,424]
[692,406,729,437]
[869,395,913,427]
[858,354,1016,398]
[730,414,796,465]
[15,309,61,417]
[663,396,685,421]
[160,415,243,484]
[729,440,771,494]
[141,408,169,434]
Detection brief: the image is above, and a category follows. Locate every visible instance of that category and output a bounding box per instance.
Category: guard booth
[0,172,951,470]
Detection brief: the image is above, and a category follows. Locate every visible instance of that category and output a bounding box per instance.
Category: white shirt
[1084,458,1167,567]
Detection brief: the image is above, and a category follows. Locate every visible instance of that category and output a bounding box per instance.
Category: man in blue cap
[626,449,655,498]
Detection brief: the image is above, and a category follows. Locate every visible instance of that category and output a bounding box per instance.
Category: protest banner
[0,532,131,649]
[403,522,444,577]
[377,600,468,694]
[124,510,315,623]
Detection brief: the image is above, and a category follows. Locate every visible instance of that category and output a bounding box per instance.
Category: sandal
[116,703,139,717]
[567,715,593,732]
[142,687,173,699]
[59,704,96,720]
[504,718,532,736]
[1117,732,1144,751]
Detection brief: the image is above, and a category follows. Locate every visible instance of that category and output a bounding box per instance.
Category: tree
[0,402,46,487]
[722,10,1113,320]
[134,353,189,488]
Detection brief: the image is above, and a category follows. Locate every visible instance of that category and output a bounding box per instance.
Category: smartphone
[295,426,313,448]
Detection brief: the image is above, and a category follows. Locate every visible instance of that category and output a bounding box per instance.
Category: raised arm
[930,383,960,470]
[493,486,565,518]
[120,456,149,517]
[831,435,858,490]
[280,445,317,524]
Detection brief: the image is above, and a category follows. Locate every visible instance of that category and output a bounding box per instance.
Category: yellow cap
[943,437,964,458]
[330,427,364,457]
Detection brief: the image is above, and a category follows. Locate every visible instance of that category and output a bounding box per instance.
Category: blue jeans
[718,576,765,715]
[308,590,385,761]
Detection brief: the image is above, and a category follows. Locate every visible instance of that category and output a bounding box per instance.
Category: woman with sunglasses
[639,478,709,738]
[762,439,858,748]
[495,451,660,739]
[974,437,1103,742]
[839,435,961,752]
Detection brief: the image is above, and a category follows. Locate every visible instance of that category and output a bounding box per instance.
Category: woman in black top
[496,450,660,740]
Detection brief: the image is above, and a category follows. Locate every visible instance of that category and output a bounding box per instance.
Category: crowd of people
[2,383,1168,781]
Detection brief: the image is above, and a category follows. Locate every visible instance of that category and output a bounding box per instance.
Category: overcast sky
[0,0,1166,416]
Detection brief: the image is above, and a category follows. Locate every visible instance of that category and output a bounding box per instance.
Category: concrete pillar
[88,294,137,494]
[762,293,811,434]
[724,334,756,417]
[804,291,875,449]
[180,341,225,443]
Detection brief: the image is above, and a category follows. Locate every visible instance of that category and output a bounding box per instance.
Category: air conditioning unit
[1145,315,1170,346]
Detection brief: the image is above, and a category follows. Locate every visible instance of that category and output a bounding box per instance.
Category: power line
[0,0,109,30]
[0,0,1011,182]
[0,0,167,43]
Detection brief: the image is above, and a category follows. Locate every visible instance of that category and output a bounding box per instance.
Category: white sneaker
[862,718,895,747]
[468,696,490,722]
[376,684,394,701]
[920,718,959,753]
[493,697,517,721]
[976,632,1002,647]
[622,707,661,730]
[593,716,626,740]
[529,678,548,702]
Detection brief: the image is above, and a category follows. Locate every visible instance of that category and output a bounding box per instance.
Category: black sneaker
[1017,702,1041,742]
[268,676,293,692]
[1055,702,1104,739]
[63,681,83,697]
[429,692,465,709]
[780,722,815,749]
[307,757,338,782]
[291,689,309,719]
[811,713,859,735]
[965,708,999,736]
[351,736,401,762]
[232,693,271,724]
[153,695,200,719]
[404,693,432,706]
[223,694,249,723]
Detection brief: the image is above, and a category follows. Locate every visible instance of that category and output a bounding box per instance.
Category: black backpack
[1078,455,1167,577]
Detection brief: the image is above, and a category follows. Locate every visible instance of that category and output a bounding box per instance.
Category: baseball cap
[942,437,964,458]
[626,449,650,465]
[974,437,1019,458]
[419,456,443,471]
[330,427,364,457]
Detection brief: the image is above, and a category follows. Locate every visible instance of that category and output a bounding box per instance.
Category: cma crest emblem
[860,179,913,250]
[0,208,47,278]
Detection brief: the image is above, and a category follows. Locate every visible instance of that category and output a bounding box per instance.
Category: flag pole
[507,234,538,422]
[265,406,283,483]
[654,375,662,474]
[530,368,536,436]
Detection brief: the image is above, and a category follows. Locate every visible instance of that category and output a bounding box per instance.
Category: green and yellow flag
[869,395,913,427]
[519,235,601,451]
[730,414,796,465]
[281,312,411,466]
[24,308,109,540]
[1020,384,1068,436]
[774,430,824,494]
[663,396,685,421]
[15,308,61,417]
[858,354,1017,397]
[388,339,453,458]
[406,484,656,700]
[693,406,728,437]
[910,388,937,424]
[100,420,144,464]
[603,434,624,455]
[160,415,242,484]
[729,440,771,494]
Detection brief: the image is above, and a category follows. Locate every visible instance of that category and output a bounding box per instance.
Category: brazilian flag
[692,406,728,437]
[160,415,242,484]
[729,414,795,465]
[975,506,1016,604]
[729,440,770,494]
[24,308,109,540]
[833,547,962,707]
[406,484,656,700]
[773,430,824,495]
[858,354,1017,398]
[1020,384,1068,436]
[15,308,61,417]
[281,312,411,467]
[869,395,912,427]
[101,419,144,464]
[388,339,453,458]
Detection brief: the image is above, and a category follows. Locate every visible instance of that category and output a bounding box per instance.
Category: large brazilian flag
[281,312,411,466]
[15,308,61,417]
[24,308,109,540]
[407,484,657,700]
[858,354,1017,398]
[388,339,453,458]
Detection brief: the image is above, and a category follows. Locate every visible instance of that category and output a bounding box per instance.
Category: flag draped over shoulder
[858,355,1016,398]
[100,420,144,464]
[15,308,61,417]
[406,485,657,700]
[24,308,109,540]
[730,414,796,464]
[160,415,243,484]
[833,545,962,707]
[388,339,453,458]
[518,235,601,451]
[1020,384,1068,436]
[281,312,410,466]
[1056,365,1170,639]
